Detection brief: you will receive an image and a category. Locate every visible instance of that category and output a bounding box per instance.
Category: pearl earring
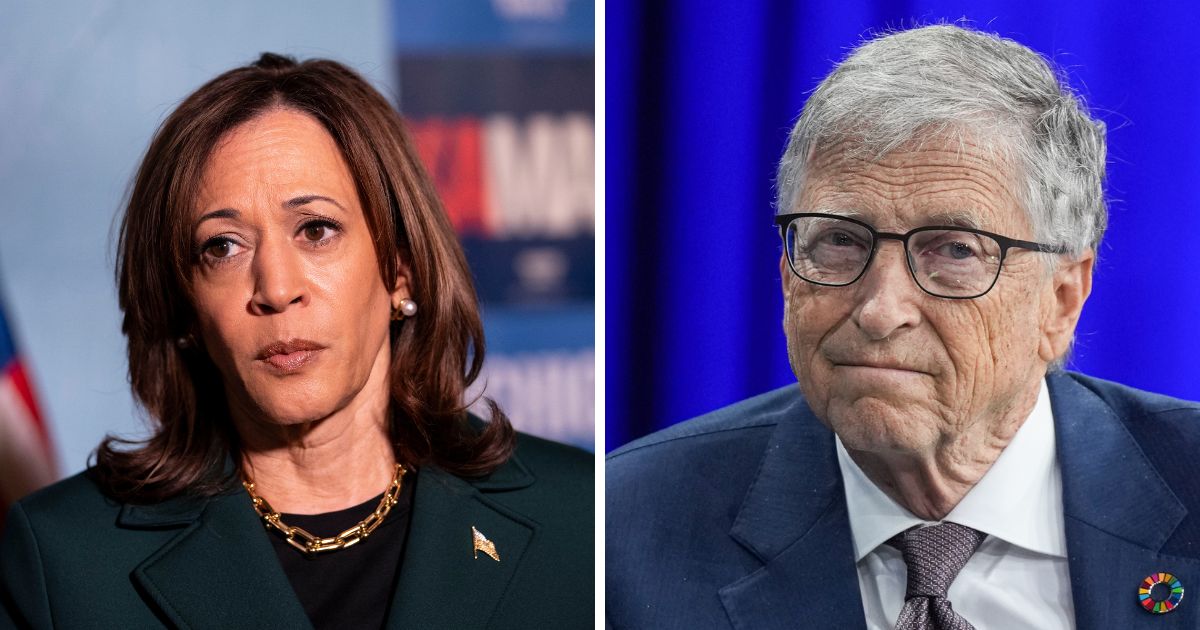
[392,298,418,321]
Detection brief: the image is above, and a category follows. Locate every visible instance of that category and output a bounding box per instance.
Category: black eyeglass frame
[774,212,1071,299]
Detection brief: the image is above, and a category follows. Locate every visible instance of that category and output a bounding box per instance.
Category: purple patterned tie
[887,522,987,630]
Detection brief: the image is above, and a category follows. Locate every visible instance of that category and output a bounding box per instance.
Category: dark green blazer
[0,432,593,629]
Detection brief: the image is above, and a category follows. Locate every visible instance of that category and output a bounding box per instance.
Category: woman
[0,53,592,629]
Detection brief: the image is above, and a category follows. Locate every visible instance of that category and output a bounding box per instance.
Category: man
[607,24,1200,630]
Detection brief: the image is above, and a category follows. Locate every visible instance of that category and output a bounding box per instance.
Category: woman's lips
[256,339,326,373]
[262,349,322,372]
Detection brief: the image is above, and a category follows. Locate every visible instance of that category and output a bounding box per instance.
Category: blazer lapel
[127,490,312,630]
[1050,374,1200,628]
[385,464,536,629]
[718,396,867,630]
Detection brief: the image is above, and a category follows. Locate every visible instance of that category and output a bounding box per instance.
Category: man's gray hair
[776,24,1107,258]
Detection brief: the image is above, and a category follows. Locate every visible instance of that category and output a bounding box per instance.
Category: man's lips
[836,361,925,372]
[826,354,932,374]
[256,339,326,372]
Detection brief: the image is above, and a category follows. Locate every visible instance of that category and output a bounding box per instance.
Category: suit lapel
[718,396,867,630]
[1050,373,1200,628]
[128,490,312,630]
[385,464,536,629]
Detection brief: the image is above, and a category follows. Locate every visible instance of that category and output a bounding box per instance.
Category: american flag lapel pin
[473,525,500,561]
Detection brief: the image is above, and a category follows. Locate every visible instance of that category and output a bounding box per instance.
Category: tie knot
[888,522,986,599]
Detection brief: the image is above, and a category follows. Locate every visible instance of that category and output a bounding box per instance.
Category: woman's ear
[390,257,413,310]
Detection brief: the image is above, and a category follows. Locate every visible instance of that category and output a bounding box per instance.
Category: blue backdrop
[607,1,1200,450]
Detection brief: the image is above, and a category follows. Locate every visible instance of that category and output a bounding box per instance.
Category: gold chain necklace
[243,463,406,556]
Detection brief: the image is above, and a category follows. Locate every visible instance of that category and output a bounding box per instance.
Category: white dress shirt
[835,379,1076,629]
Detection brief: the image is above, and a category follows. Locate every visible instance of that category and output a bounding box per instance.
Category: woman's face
[189,108,405,427]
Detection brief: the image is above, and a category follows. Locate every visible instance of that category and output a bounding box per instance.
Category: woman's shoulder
[456,429,593,524]
[3,468,208,562]
[8,469,120,527]
[510,430,593,481]
[458,411,592,490]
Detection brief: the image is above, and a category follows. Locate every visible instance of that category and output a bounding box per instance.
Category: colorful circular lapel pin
[1139,572,1184,614]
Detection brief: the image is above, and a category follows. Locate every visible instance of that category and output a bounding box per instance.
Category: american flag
[0,296,56,527]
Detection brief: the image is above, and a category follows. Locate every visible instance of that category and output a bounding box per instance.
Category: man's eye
[939,241,978,259]
[821,230,863,247]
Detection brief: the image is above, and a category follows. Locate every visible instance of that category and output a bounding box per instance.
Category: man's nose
[249,238,308,315]
[850,240,923,340]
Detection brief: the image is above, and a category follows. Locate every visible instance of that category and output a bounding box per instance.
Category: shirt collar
[835,378,1067,561]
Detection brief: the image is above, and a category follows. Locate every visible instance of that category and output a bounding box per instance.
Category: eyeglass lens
[783,216,1004,298]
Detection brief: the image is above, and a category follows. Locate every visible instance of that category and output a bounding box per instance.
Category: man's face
[782,136,1092,456]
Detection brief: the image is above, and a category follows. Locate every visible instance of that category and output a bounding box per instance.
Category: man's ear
[780,254,792,301]
[1039,251,1095,363]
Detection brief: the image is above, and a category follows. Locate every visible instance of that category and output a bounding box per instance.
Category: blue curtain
[607,1,1200,450]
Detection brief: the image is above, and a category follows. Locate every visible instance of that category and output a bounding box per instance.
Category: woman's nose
[249,239,308,315]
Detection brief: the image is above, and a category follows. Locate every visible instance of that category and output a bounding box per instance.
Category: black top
[267,469,416,630]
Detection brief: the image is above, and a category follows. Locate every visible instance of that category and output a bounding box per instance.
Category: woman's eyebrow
[285,194,346,212]
[194,196,346,229]
[195,207,240,228]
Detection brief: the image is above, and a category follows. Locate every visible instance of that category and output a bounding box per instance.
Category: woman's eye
[299,220,340,244]
[303,225,326,241]
[300,219,343,242]
[202,237,241,261]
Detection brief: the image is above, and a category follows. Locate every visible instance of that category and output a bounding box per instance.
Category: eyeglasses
[774,213,1069,299]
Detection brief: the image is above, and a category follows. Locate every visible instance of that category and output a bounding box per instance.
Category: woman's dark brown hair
[96,53,514,502]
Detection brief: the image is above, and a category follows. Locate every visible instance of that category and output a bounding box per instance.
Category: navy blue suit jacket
[606,372,1200,629]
